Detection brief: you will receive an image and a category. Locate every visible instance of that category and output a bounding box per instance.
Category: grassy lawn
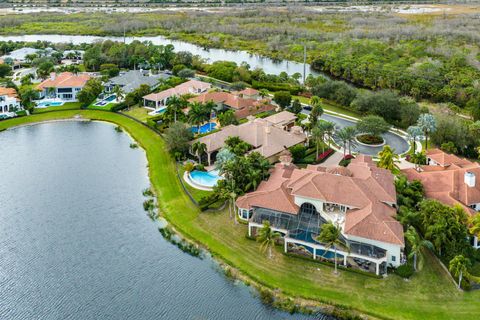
[294,95,361,118]
[2,110,480,319]
[87,102,118,111]
[33,102,82,114]
[122,106,151,123]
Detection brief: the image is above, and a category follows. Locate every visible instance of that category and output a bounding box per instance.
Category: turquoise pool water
[191,123,216,134]
[37,101,64,107]
[189,169,222,188]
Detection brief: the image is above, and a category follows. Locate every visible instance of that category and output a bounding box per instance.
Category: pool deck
[183,171,214,191]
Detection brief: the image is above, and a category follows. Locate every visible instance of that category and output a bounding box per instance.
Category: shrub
[111,102,128,112]
[289,144,307,162]
[195,164,205,171]
[184,162,195,172]
[172,64,187,75]
[317,148,334,162]
[356,134,384,145]
[258,288,274,305]
[395,264,415,278]
[198,193,220,211]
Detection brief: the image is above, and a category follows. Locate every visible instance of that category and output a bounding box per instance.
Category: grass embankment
[2,110,480,319]
[122,106,151,123]
[32,102,82,113]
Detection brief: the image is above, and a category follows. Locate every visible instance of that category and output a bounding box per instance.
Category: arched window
[300,202,317,216]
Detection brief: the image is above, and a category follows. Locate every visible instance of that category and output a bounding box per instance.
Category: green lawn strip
[122,106,151,123]
[2,110,480,319]
[33,102,82,114]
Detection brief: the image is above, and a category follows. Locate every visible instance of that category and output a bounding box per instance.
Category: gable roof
[237,156,403,246]
[0,87,19,99]
[143,79,211,102]
[106,70,168,93]
[403,149,480,214]
[36,72,91,90]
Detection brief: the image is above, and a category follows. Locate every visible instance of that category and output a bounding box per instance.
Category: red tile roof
[402,149,480,215]
[36,72,91,90]
[237,156,403,245]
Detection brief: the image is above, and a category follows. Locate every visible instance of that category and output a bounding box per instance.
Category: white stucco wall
[346,234,403,267]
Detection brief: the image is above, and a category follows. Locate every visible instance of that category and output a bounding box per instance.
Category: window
[300,203,317,216]
[391,256,396,262]
[57,88,73,93]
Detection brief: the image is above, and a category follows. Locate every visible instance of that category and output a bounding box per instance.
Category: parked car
[303,105,312,111]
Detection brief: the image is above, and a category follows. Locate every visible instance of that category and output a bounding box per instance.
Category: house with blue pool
[236,152,405,275]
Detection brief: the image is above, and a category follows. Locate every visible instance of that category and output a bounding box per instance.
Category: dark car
[303,105,312,111]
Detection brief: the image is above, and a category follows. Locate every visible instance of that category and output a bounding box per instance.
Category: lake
[0,34,320,78]
[0,121,330,320]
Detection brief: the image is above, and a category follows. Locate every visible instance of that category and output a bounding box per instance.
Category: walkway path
[321,151,344,167]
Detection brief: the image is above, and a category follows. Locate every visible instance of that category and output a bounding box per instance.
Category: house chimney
[50,72,56,81]
[465,172,476,188]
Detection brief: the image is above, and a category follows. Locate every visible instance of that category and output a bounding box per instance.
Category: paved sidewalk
[321,151,344,167]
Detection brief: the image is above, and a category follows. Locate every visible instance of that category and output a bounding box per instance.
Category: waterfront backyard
[1,110,480,319]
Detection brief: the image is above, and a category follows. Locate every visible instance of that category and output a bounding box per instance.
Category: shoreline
[0,110,477,320]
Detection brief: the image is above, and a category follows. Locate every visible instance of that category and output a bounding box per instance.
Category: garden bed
[356,134,384,146]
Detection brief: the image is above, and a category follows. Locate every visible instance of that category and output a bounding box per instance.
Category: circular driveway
[302,110,410,156]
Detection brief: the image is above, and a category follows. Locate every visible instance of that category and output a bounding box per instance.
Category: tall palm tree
[335,128,350,158]
[416,114,437,150]
[405,226,434,271]
[188,102,209,133]
[166,95,186,123]
[449,255,471,289]
[407,125,422,155]
[342,126,357,155]
[377,145,400,172]
[425,221,448,256]
[311,126,324,159]
[112,85,124,102]
[316,222,345,274]
[191,141,207,164]
[322,121,335,148]
[256,220,281,259]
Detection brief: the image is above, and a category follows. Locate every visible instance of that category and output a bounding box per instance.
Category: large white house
[236,152,405,275]
[36,72,91,102]
[0,87,22,115]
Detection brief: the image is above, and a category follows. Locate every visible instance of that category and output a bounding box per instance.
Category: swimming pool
[191,123,217,134]
[148,107,167,116]
[94,94,117,107]
[36,101,64,108]
[189,169,222,188]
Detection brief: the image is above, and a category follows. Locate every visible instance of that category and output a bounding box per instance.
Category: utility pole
[303,43,307,84]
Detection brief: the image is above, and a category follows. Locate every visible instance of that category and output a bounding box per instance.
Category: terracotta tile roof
[36,72,91,90]
[188,91,260,111]
[264,111,296,127]
[238,88,259,96]
[195,117,306,159]
[143,79,211,102]
[237,156,403,245]
[0,87,19,99]
[402,150,480,215]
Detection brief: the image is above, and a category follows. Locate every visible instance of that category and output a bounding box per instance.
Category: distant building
[104,70,169,94]
[402,149,480,247]
[143,79,211,110]
[1,47,57,69]
[0,87,21,114]
[188,88,275,119]
[36,72,91,102]
[236,154,404,275]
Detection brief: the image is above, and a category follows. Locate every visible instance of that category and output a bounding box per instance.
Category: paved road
[302,110,410,156]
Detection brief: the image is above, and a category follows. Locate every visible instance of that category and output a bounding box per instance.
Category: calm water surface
[0,34,321,78]
[0,121,328,320]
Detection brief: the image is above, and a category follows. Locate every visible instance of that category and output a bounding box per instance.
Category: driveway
[302,110,410,156]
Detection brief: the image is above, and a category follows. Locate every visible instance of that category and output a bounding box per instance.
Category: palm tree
[256,220,281,259]
[46,87,56,99]
[377,145,400,172]
[322,121,335,148]
[112,85,124,102]
[166,95,186,123]
[245,167,262,191]
[309,97,324,127]
[311,126,324,159]
[316,222,345,274]
[469,213,480,238]
[425,221,448,256]
[416,114,437,150]
[191,141,207,164]
[449,255,471,289]
[188,102,209,133]
[335,128,350,158]
[342,126,357,155]
[405,226,434,271]
[407,125,422,155]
